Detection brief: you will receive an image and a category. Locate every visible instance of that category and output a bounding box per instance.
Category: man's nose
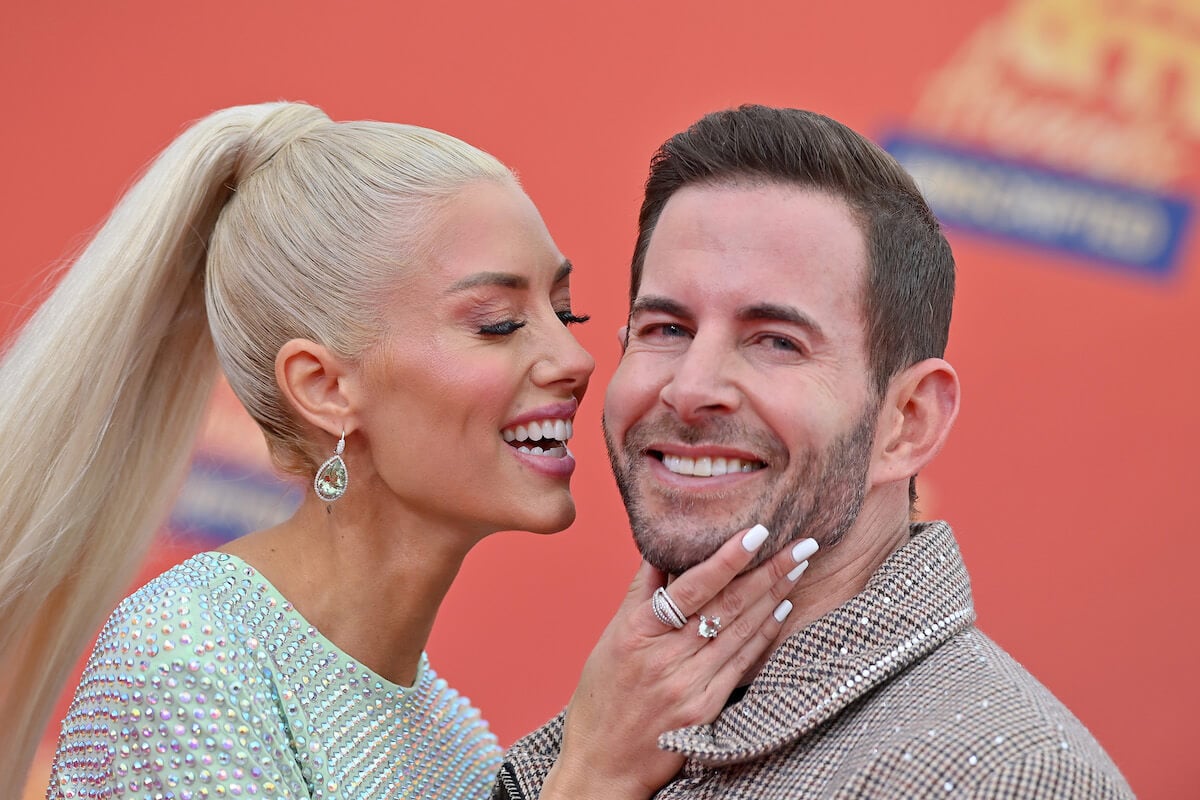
[658,336,740,423]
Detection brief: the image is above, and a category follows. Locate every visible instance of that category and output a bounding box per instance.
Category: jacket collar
[660,521,976,766]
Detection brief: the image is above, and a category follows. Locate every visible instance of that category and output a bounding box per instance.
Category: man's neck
[742,496,913,684]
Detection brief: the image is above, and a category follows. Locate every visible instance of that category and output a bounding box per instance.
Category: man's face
[603,182,880,573]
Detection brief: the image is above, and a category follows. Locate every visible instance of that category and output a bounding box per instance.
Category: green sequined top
[48,551,503,798]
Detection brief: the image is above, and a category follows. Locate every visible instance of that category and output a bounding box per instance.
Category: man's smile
[649,449,767,477]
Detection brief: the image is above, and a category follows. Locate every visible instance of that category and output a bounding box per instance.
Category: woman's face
[355,180,594,537]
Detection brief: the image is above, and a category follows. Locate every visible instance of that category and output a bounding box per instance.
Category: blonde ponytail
[0,102,329,784]
[0,101,512,786]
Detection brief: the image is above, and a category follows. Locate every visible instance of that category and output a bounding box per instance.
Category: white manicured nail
[773,599,793,623]
[787,560,810,582]
[741,524,770,552]
[791,538,819,563]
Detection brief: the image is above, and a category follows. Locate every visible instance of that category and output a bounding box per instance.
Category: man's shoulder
[901,626,1101,740]
[495,630,1133,800]
[825,626,1134,798]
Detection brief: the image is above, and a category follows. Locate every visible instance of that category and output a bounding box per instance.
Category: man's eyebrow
[738,303,826,338]
[446,259,573,294]
[630,298,824,338]
[629,295,691,318]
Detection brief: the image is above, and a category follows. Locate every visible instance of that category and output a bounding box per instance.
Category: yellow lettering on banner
[1111,22,1200,135]
[916,47,1182,184]
[913,0,1196,188]
[1006,0,1200,136]
[1007,0,1103,96]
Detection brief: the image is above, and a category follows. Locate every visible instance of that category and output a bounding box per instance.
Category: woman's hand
[540,524,817,800]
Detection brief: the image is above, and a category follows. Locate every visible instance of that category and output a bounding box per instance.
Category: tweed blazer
[495,522,1134,799]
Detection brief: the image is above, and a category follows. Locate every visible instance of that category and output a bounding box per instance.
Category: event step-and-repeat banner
[6,1,1196,797]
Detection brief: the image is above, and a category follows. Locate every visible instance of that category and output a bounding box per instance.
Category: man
[497,106,1133,798]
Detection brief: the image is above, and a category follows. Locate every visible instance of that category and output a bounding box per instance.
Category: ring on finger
[697,614,723,639]
[651,586,687,630]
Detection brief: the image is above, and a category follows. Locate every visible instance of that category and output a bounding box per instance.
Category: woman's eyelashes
[477,309,589,337]
[478,319,527,336]
[557,310,590,326]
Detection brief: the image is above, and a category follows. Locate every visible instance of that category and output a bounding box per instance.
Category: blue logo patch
[169,454,302,544]
[882,133,1192,278]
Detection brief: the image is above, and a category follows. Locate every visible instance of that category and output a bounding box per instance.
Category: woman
[0,102,809,797]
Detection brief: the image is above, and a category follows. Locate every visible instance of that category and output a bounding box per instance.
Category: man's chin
[632,526,728,576]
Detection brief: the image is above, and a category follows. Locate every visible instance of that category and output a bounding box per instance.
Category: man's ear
[275,338,357,438]
[869,358,960,487]
[617,325,629,353]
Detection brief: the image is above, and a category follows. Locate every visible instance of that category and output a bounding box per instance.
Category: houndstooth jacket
[494,521,1135,799]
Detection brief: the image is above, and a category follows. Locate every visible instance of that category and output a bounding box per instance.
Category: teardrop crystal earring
[314,430,349,503]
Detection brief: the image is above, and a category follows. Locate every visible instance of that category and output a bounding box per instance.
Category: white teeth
[661,454,764,477]
[516,445,567,458]
[502,418,574,444]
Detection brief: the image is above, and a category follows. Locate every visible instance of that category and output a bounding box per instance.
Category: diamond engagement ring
[651,586,687,629]
[698,614,723,639]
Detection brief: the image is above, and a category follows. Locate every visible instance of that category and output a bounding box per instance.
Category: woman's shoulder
[85,550,288,687]
[49,552,308,796]
[52,552,297,742]
[102,550,250,636]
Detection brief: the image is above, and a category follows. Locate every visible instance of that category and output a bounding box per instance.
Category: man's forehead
[657,178,855,227]
[637,182,867,318]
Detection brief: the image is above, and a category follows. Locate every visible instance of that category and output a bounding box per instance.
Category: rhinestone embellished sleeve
[47,552,503,799]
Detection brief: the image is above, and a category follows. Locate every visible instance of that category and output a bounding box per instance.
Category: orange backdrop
[5,2,1196,798]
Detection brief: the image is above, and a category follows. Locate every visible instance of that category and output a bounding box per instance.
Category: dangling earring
[314,430,349,503]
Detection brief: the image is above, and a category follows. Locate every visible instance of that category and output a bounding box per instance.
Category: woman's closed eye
[557,309,590,326]
[478,308,588,336]
[478,319,527,336]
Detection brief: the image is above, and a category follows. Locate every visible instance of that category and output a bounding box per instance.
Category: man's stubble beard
[603,401,878,575]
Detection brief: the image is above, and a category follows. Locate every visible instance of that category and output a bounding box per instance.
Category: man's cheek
[611,364,663,416]
[603,381,639,439]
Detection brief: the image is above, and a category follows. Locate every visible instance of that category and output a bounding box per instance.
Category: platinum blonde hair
[0,101,511,783]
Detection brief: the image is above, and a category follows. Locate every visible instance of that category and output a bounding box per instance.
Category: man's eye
[756,334,804,354]
[557,310,591,326]
[767,336,798,351]
[646,323,688,338]
[478,320,527,336]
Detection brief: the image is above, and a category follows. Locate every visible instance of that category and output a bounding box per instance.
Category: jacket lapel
[660,521,977,766]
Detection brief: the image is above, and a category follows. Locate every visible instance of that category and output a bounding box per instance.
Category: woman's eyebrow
[448,259,573,293]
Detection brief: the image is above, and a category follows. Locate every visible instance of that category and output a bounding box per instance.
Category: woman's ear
[869,358,960,488]
[275,338,356,437]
